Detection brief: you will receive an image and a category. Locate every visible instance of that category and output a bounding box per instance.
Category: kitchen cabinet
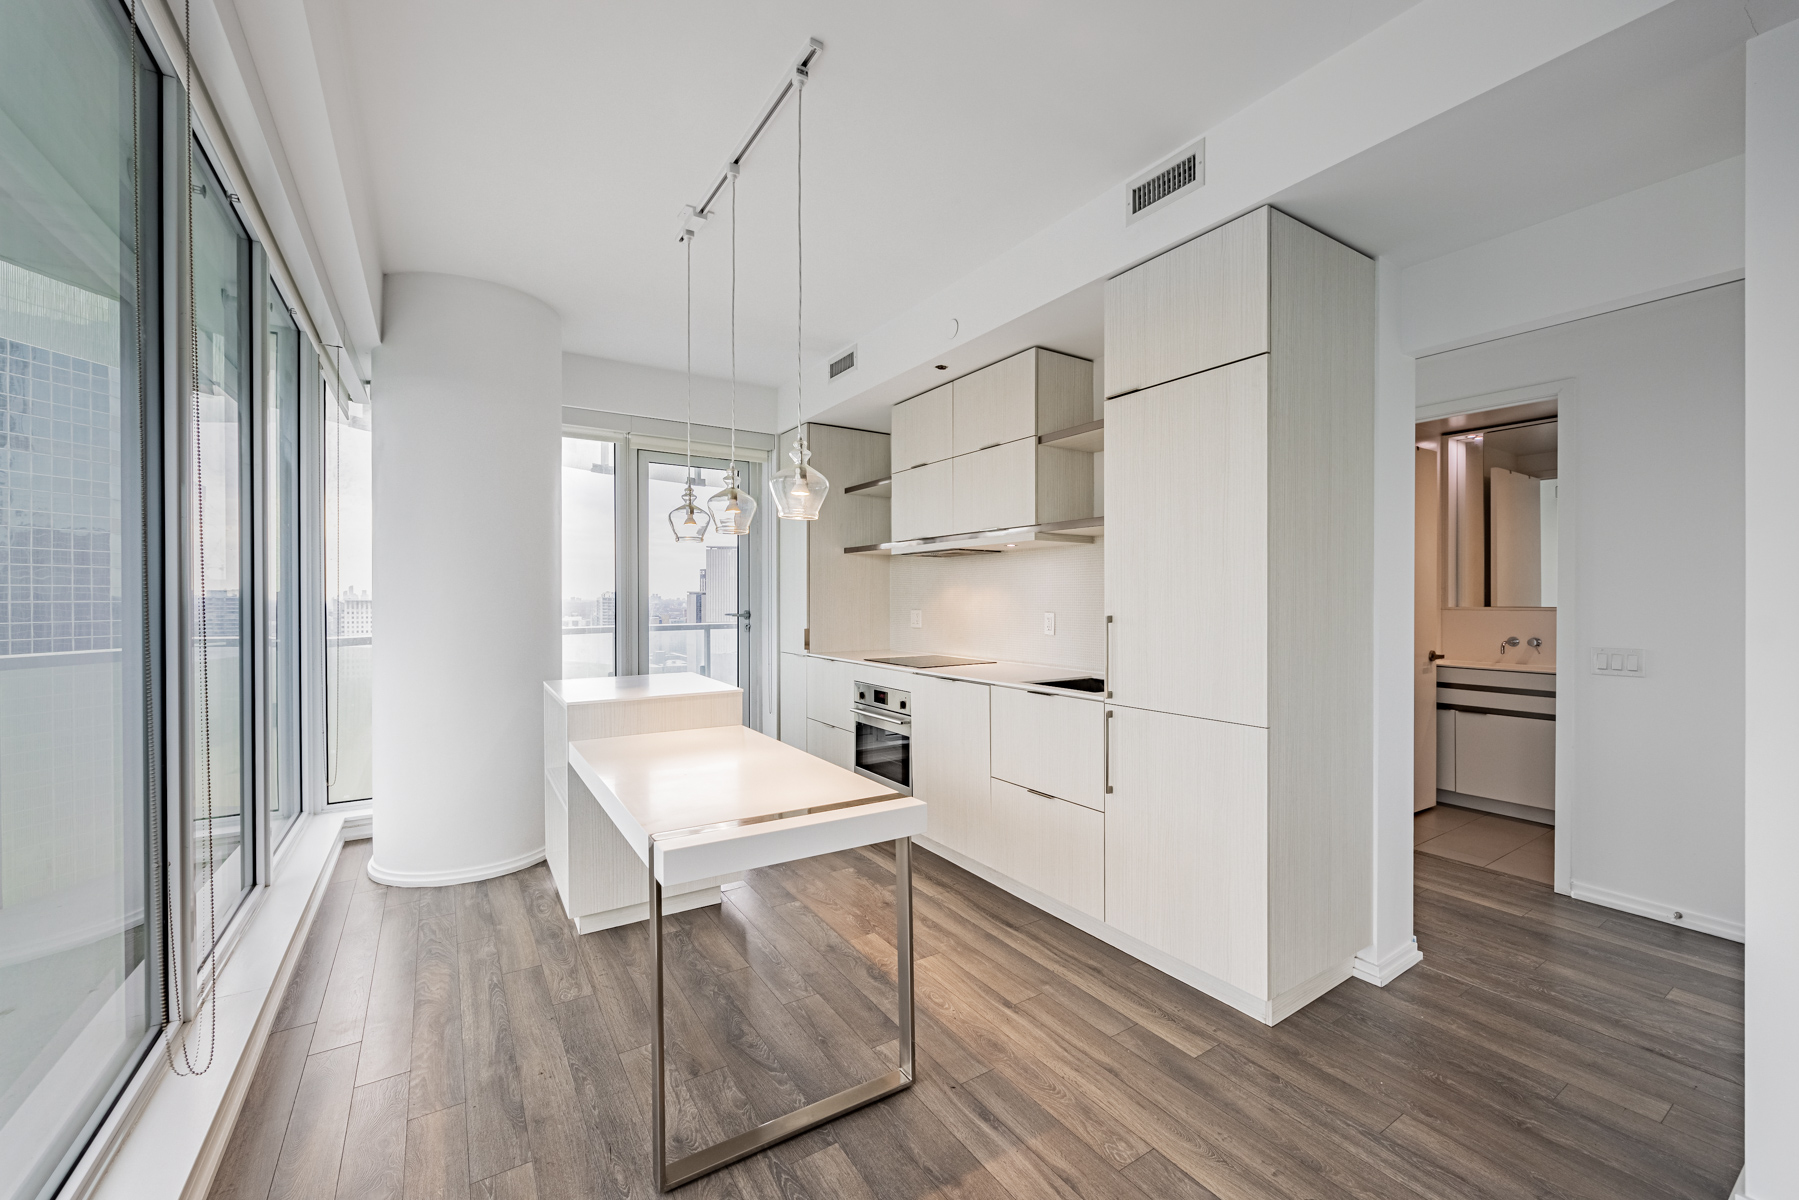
[951,347,1092,457]
[806,655,853,730]
[990,685,1104,810]
[989,779,1104,920]
[950,440,1038,533]
[778,423,890,655]
[806,719,854,771]
[892,459,953,541]
[1104,706,1267,996]
[891,384,952,471]
[1102,205,1375,1021]
[909,674,991,861]
[780,652,808,749]
[1104,206,1270,398]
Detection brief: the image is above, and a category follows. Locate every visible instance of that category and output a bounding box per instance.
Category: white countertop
[1437,658,1556,675]
[546,672,742,705]
[808,649,1106,696]
[568,724,926,885]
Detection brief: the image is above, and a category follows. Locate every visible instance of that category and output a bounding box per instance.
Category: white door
[1105,356,1268,725]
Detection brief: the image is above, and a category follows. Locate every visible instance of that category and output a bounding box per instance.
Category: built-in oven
[852,681,912,794]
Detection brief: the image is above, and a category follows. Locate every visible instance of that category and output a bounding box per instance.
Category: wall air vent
[829,346,858,379]
[1126,139,1205,224]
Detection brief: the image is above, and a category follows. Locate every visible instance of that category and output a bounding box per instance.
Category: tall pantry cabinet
[1103,206,1375,1022]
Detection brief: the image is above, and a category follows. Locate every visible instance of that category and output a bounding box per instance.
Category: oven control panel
[854,682,910,715]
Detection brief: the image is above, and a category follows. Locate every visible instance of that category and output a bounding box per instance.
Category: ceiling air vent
[1126,139,1205,224]
[829,346,858,379]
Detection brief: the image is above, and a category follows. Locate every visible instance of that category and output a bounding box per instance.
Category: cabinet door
[951,439,1035,535]
[807,719,854,770]
[990,687,1104,810]
[1454,712,1555,810]
[1106,357,1267,726]
[892,459,953,541]
[891,384,953,472]
[990,780,1104,919]
[911,675,991,859]
[1104,706,1268,996]
[780,652,809,749]
[1103,207,1269,398]
[952,350,1036,456]
[1435,708,1456,791]
[805,656,850,729]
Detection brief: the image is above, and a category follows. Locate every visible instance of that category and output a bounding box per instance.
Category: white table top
[546,672,742,705]
[568,725,925,885]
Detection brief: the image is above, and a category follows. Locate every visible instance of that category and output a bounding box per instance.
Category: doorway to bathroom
[1414,393,1563,890]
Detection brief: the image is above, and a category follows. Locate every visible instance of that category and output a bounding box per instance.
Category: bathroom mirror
[1440,418,1558,608]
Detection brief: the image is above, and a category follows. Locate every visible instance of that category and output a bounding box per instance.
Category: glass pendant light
[770,75,829,520]
[709,171,758,535]
[668,233,712,542]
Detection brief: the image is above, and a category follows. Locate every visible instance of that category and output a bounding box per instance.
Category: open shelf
[1039,419,1103,453]
[843,476,892,499]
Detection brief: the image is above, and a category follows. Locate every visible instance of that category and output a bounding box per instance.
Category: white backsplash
[887,541,1104,671]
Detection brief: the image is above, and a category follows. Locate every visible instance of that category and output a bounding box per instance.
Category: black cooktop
[864,654,997,669]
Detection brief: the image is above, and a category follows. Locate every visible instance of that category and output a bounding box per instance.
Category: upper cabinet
[890,384,952,473]
[888,347,1095,541]
[1104,206,1271,399]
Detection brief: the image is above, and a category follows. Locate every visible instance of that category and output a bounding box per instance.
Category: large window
[561,435,616,678]
[324,372,371,802]
[0,1,161,1195]
[263,288,301,846]
[643,455,744,685]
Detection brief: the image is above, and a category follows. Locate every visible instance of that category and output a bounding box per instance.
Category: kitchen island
[544,672,926,1190]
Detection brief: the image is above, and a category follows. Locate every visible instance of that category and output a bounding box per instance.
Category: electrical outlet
[909,610,922,629]
[1043,612,1056,636]
[1592,646,1646,676]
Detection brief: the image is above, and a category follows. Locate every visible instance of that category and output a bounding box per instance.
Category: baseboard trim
[915,836,1352,1026]
[1569,880,1744,943]
[367,845,546,888]
[573,885,721,933]
[1353,939,1424,986]
[1731,1167,1748,1198]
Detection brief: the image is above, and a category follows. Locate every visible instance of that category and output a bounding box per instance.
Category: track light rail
[677,37,823,241]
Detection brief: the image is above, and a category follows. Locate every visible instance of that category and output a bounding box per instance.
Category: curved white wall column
[369,273,561,886]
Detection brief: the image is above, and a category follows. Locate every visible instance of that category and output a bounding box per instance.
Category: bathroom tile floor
[1416,803,1554,884]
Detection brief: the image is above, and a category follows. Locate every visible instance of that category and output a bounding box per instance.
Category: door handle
[1427,651,1445,662]
[1104,615,1113,699]
[727,610,751,619]
[1104,708,1114,795]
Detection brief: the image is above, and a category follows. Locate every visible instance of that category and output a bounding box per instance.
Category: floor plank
[208,1023,314,1200]
[403,1105,470,1200]
[312,889,388,1054]
[359,901,421,1086]
[338,1074,409,1200]
[267,1044,360,1200]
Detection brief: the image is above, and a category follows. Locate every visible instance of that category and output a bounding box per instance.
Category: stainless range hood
[844,516,1103,557]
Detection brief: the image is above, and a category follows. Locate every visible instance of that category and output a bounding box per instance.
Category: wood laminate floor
[209,839,1743,1200]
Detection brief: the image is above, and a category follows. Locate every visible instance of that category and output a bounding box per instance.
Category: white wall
[563,352,779,433]
[1416,283,1745,937]
[886,544,1105,673]
[1742,21,1799,1200]
[369,273,562,885]
[1400,156,1745,356]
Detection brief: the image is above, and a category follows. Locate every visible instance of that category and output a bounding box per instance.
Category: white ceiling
[330,0,1420,388]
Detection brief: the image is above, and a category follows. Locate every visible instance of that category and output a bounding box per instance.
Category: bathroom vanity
[1434,662,1556,819]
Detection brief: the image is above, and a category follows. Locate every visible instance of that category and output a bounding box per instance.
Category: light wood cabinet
[1106,356,1268,727]
[1453,712,1555,810]
[909,674,991,860]
[780,652,808,749]
[1102,206,1375,1021]
[951,439,1038,533]
[806,719,854,771]
[777,423,890,654]
[1104,206,1270,398]
[950,347,1092,456]
[989,779,1104,919]
[892,384,952,472]
[805,655,852,730]
[892,459,953,541]
[990,686,1105,810]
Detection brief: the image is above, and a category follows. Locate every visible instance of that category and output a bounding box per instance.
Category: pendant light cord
[684,235,693,484]
[729,174,737,473]
[793,82,804,464]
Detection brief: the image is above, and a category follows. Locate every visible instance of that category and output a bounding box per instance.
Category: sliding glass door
[637,450,757,691]
[0,1,162,1195]
[263,287,302,847]
[323,371,372,803]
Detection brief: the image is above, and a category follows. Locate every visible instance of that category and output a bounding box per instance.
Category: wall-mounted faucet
[1527,637,1542,649]
[1499,636,1521,656]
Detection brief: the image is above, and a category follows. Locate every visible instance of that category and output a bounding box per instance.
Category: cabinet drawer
[806,719,854,771]
[991,686,1104,810]
[989,779,1103,919]
[892,384,952,471]
[951,439,1035,534]
[892,459,954,541]
[1104,207,1270,398]
[1454,711,1555,810]
[805,656,851,729]
[952,350,1036,456]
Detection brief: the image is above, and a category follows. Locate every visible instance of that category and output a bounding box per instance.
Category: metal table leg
[649,836,916,1192]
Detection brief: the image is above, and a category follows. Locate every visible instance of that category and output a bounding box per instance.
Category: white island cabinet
[1102,205,1376,1023]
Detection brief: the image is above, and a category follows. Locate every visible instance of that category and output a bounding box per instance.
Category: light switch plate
[1592,646,1646,676]
[909,610,922,629]
[1043,612,1056,636]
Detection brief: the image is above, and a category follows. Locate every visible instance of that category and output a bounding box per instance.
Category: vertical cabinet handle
[1104,615,1113,699]
[1104,708,1114,795]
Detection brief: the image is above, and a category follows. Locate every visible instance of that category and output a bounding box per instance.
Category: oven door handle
[853,707,911,732]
